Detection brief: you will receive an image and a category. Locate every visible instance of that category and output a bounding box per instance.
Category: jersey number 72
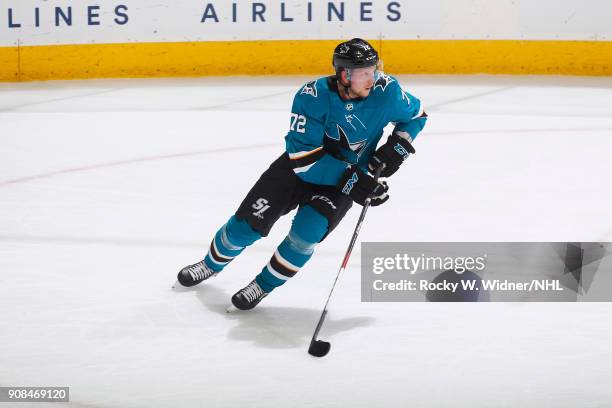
[290,113,306,133]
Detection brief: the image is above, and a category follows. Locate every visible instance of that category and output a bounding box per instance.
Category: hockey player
[174,38,428,310]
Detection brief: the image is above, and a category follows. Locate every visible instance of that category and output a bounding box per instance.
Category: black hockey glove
[337,165,389,206]
[368,133,415,178]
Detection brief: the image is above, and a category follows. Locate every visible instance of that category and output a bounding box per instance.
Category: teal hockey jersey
[284,73,427,186]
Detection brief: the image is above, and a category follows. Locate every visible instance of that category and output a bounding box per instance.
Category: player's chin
[360,88,372,97]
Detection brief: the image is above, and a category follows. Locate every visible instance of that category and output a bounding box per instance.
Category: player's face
[349,66,377,97]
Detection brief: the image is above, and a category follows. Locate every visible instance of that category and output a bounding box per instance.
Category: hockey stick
[308,166,383,357]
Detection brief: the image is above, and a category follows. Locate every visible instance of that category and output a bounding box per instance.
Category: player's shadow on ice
[189,284,374,350]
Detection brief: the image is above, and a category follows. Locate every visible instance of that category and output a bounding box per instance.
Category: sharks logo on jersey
[337,125,367,156]
[300,81,318,98]
[374,73,394,92]
[323,125,367,164]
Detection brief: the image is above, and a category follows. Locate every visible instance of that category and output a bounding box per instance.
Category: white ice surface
[1,75,612,408]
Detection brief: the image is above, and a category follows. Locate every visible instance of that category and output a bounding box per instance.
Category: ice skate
[173,260,217,288]
[229,279,269,311]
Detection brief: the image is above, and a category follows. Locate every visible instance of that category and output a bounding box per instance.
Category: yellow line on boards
[1,39,611,82]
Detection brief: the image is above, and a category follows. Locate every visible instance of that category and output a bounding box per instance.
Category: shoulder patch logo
[374,73,394,92]
[300,80,318,98]
[345,103,353,111]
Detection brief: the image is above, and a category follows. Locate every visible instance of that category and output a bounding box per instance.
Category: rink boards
[1,39,612,81]
[1,0,611,80]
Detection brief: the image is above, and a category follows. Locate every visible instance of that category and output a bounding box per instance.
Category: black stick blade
[308,340,331,357]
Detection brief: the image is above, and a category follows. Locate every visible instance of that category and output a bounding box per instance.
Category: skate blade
[226,305,239,313]
[171,280,184,290]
